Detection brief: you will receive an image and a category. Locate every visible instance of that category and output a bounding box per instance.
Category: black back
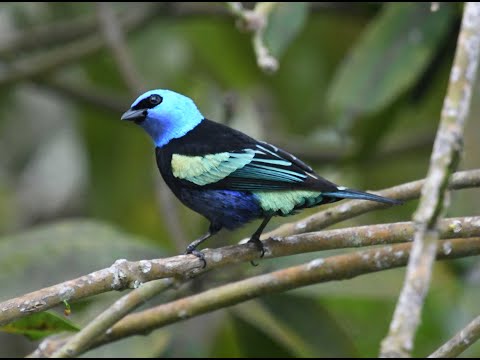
[156,119,339,193]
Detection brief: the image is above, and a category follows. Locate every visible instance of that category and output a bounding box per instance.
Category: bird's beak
[121,109,147,122]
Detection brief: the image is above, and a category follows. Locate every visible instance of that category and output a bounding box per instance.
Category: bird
[121,89,401,267]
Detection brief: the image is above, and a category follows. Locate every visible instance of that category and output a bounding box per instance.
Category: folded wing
[171,141,338,192]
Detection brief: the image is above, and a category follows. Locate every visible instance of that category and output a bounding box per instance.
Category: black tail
[323,188,403,205]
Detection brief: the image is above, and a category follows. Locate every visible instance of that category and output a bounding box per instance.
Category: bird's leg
[248,215,272,265]
[185,223,220,269]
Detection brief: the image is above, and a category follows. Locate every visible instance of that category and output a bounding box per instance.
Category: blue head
[121,89,204,147]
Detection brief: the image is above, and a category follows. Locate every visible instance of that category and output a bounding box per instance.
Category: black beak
[121,109,147,122]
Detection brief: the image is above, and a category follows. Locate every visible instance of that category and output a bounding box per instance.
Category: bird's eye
[149,94,162,106]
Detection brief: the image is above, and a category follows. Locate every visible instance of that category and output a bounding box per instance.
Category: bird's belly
[178,188,262,230]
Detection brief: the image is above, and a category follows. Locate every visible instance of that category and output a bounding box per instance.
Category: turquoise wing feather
[171,142,320,190]
[171,149,256,186]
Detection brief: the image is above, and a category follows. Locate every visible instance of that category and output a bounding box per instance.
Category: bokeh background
[1,2,479,357]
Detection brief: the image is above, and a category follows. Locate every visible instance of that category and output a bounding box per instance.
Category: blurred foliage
[327,3,455,119]
[0,220,163,300]
[263,2,309,59]
[0,2,479,357]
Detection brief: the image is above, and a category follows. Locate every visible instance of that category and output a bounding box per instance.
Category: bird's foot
[185,246,207,269]
[247,236,265,267]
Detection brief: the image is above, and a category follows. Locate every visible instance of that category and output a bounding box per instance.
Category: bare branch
[29,237,480,357]
[380,3,480,357]
[50,279,174,358]
[88,238,480,353]
[227,2,280,73]
[428,314,480,358]
[2,212,480,328]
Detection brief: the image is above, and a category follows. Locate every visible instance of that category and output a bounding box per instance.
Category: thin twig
[380,3,480,357]
[1,212,480,327]
[50,278,174,358]
[227,2,280,73]
[428,314,480,358]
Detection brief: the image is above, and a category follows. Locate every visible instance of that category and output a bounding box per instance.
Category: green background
[0,2,479,357]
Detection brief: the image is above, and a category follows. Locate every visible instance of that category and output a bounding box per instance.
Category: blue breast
[178,188,262,230]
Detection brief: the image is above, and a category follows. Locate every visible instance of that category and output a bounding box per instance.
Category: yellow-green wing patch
[171,150,255,186]
[254,190,323,215]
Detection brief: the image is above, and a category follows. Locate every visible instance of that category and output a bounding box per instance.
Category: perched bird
[121,89,401,266]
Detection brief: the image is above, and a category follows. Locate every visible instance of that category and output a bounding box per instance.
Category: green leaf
[0,311,79,340]
[353,52,452,159]
[327,3,455,117]
[263,2,309,59]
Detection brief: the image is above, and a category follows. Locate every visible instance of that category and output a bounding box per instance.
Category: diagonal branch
[227,2,280,73]
[38,237,480,357]
[1,212,480,328]
[380,3,480,357]
[2,168,480,326]
[428,314,480,358]
[50,278,174,358]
